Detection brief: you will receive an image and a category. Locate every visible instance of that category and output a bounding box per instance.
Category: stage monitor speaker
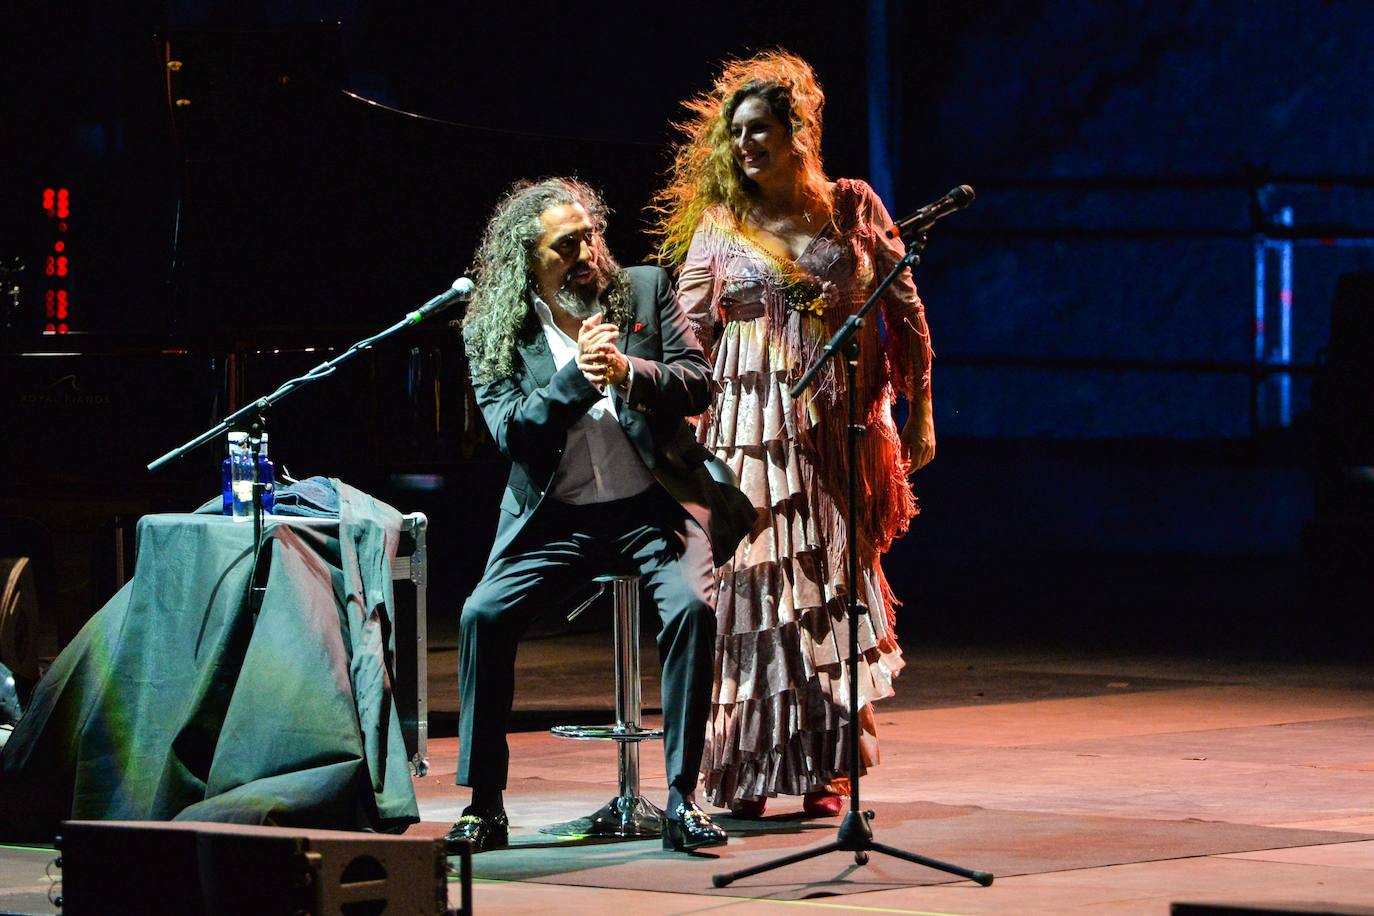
[58,820,451,915]
[1172,902,1374,915]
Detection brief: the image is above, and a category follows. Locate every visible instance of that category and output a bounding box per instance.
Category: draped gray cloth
[0,481,418,841]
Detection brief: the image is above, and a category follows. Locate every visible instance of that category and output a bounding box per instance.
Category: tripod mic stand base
[743,239,993,895]
[711,809,994,889]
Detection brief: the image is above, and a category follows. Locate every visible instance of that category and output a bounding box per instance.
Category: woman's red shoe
[731,797,768,819]
[802,791,844,817]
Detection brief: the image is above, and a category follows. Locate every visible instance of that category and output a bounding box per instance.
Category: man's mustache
[563,261,599,288]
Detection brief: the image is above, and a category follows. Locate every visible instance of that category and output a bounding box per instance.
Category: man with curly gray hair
[448,177,750,855]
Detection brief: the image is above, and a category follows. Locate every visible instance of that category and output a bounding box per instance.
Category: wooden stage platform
[2,639,1373,914]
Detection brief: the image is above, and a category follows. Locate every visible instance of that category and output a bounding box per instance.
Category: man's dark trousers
[457,486,715,799]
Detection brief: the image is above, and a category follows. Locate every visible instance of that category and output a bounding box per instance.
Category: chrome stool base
[541,794,666,838]
[541,574,665,840]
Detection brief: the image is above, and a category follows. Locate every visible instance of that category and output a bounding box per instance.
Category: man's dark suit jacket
[468,265,753,568]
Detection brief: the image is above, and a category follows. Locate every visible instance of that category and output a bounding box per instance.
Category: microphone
[406,277,475,324]
[887,185,976,237]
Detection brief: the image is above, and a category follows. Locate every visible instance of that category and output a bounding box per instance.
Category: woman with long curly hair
[652,50,935,818]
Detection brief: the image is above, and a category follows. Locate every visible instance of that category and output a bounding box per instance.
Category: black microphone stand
[147,295,463,606]
[712,228,993,890]
[246,412,268,610]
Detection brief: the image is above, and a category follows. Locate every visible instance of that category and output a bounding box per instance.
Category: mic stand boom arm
[149,310,426,473]
[789,234,923,401]
[144,296,461,616]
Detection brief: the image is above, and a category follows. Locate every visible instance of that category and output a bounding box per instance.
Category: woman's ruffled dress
[676,179,933,806]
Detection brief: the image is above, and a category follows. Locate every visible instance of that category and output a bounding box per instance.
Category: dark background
[3,1,1372,657]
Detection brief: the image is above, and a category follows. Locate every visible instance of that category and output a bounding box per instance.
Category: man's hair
[651,50,832,266]
[462,177,631,384]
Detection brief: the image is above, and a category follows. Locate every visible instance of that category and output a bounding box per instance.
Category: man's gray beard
[555,283,600,320]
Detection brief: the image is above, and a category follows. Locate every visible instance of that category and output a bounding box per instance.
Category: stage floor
[3,638,1373,914]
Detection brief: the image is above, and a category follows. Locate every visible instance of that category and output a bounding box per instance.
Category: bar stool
[540,574,664,838]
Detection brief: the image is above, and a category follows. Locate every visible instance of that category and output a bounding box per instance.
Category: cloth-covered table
[0,482,419,841]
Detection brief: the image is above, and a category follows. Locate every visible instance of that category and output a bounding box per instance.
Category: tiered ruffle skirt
[699,317,905,807]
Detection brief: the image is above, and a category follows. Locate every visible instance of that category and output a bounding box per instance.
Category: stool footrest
[539,794,665,838]
[551,724,664,742]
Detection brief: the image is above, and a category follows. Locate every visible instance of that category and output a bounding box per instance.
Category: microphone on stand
[887,185,976,238]
[407,277,475,324]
